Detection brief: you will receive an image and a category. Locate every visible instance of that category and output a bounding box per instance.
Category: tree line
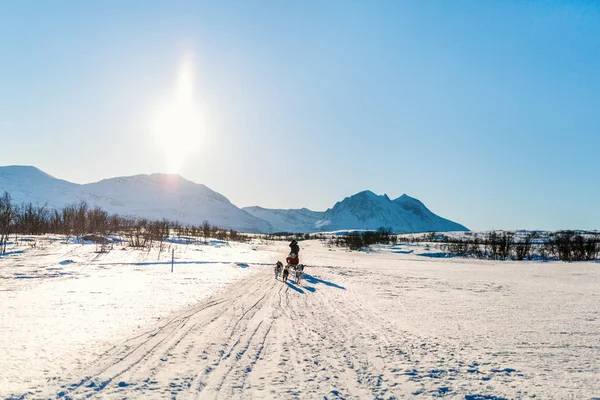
[0,191,249,254]
[328,228,397,250]
[321,227,599,262]
[400,231,600,262]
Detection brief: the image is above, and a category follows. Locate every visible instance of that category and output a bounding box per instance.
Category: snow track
[30,266,546,399]
[45,269,381,398]
[4,240,599,399]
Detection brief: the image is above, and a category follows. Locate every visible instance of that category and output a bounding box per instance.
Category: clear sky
[1,1,599,231]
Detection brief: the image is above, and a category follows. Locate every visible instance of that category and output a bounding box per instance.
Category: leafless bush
[544,231,600,261]
[202,220,211,243]
[513,231,537,260]
[0,192,15,254]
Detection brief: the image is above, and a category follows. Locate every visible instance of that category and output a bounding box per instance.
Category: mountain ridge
[242,206,324,233]
[0,165,273,233]
[314,190,468,233]
[1,165,468,234]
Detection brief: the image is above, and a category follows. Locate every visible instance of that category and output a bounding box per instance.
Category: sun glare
[154,56,202,173]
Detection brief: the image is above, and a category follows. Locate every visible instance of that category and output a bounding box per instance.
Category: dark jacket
[289,241,300,255]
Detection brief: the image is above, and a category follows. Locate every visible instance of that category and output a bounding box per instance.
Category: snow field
[0,236,278,396]
[1,237,598,399]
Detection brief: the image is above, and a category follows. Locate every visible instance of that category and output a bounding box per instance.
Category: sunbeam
[154,55,202,173]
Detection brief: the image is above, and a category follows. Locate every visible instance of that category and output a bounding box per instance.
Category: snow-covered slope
[1,166,467,234]
[316,190,468,233]
[242,206,324,233]
[81,174,274,233]
[0,165,82,208]
[392,193,468,232]
[0,166,274,233]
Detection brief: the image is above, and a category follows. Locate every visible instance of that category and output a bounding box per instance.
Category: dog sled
[275,254,304,285]
[286,253,299,267]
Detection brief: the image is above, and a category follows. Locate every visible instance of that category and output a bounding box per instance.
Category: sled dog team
[275,239,304,285]
[275,260,305,285]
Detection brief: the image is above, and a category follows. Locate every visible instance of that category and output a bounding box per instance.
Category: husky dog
[275,261,283,279]
[295,264,304,285]
[282,265,290,283]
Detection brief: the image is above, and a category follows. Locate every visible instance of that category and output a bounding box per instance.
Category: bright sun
[154,56,202,173]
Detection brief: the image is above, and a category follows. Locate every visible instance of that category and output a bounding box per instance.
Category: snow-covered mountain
[315,190,468,233]
[81,174,274,233]
[243,191,467,233]
[242,206,323,233]
[0,166,467,234]
[0,165,83,208]
[0,166,273,233]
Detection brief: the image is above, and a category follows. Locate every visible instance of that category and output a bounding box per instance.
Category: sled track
[28,265,550,399]
[54,298,228,396]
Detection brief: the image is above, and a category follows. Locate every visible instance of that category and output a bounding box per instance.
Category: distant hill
[0,166,274,233]
[242,206,323,233]
[315,190,468,233]
[0,166,467,234]
[244,191,467,233]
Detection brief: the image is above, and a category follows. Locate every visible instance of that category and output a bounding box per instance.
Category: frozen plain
[1,237,599,399]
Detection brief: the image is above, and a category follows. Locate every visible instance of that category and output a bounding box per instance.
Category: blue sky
[0,1,598,230]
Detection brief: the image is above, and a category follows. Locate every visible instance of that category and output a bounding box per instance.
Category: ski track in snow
[1,240,599,399]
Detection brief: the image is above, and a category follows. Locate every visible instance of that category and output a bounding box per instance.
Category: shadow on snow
[284,281,305,294]
[276,278,318,294]
[303,274,345,290]
[0,250,25,257]
[418,252,455,259]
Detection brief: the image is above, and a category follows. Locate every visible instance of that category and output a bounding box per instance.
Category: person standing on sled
[287,239,300,267]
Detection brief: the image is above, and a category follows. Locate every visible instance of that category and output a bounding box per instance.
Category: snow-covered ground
[1,238,599,399]
[0,236,277,397]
